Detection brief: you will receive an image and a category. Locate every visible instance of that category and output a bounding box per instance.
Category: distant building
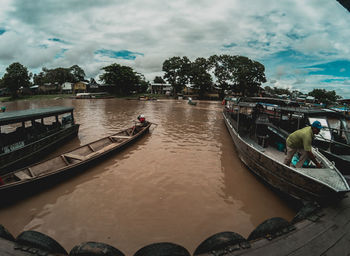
[306,96,315,103]
[0,88,10,96]
[29,85,39,94]
[149,83,173,94]
[73,81,87,94]
[39,83,59,94]
[61,82,73,93]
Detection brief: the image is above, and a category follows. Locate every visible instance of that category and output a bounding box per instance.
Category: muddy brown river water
[0,98,295,255]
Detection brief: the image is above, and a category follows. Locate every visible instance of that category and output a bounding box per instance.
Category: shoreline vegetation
[0,93,170,103]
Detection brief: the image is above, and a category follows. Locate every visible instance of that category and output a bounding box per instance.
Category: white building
[149,83,173,94]
[61,82,73,93]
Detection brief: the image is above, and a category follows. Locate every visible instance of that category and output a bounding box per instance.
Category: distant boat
[138,95,157,101]
[0,120,152,199]
[188,97,197,106]
[0,107,79,175]
[75,92,113,99]
[223,97,350,202]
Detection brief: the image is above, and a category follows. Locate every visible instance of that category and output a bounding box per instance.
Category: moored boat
[187,97,197,106]
[0,119,152,200]
[0,106,79,175]
[243,97,350,175]
[223,98,350,202]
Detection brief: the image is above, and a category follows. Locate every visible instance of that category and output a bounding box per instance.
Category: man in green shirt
[283,121,322,168]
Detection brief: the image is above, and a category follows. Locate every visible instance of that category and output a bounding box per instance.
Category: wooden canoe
[0,121,152,200]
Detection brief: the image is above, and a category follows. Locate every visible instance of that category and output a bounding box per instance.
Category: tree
[230,56,266,96]
[99,63,140,95]
[2,62,31,98]
[137,73,150,93]
[209,55,266,97]
[153,76,166,84]
[162,56,191,96]
[209,54,234,99]
[33,65,86,86]
[308,89,339,106]
[190,57,212,99]
[70,65,86,82]
[0,77,4,88]
[34,67,75,86]
[264,86,291,96]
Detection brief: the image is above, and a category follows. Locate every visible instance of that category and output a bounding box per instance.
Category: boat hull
[318,148,350,175]
[0,124,80,175]
[223,112,347,202]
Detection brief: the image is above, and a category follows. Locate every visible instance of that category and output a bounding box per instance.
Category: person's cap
[311,121,322,130]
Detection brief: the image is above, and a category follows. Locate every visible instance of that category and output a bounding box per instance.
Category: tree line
[161,55,267,99]
[264,86,341,106]
[0,62,149,98]
[0,56,342,103]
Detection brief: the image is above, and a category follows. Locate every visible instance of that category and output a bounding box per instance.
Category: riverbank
[0,94,73,102]
[0,93,170,103]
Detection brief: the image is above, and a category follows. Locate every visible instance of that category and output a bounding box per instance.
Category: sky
[1,0,350,97]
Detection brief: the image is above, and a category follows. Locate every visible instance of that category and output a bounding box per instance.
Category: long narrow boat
[0,107,79,175]
[0,120,151,199]
[223,98,350,203]
[238,97,350,175]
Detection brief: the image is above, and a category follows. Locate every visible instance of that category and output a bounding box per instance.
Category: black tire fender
[194,231,248,255]
[0,224,15,241]
[16,230,68,255]
[134,242,190,256]
[69,241,125,256]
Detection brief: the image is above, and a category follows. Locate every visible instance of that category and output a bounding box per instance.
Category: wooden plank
[227,199,350,255]
[64,153,85,161]
[323,231,350,255]
[27,167,35,177]
[14,171,32,180]
[88,144,95,152]
[60,155,70,165]
[110,135,131,139]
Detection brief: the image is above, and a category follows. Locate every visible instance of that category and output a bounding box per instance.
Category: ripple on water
[0,99,296,255]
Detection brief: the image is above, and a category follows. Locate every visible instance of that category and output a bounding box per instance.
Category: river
[0,98,295,255]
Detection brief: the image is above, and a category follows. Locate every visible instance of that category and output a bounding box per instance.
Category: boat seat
[14,171,32,180]
[64,153,85,161]
[110,135,131,140]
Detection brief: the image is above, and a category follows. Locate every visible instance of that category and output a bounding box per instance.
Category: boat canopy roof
[0,106,74,126]
[276,106,349,118]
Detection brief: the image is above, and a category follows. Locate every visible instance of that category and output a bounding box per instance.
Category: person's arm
[307,151,322,168]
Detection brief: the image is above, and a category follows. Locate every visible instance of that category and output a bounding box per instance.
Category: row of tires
[0,202,320,256]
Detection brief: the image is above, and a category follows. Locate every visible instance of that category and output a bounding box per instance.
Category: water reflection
[0,98,295,255]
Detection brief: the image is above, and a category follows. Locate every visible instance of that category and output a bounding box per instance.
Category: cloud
[95,50,144,60]
[1,0,350,96]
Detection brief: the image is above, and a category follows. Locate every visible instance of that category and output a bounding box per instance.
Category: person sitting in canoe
[137,114,148,126]
[283,121,323,168]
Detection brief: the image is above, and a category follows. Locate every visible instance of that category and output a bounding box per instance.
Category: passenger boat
[0,107,79,175]
[0,120,151,198]
[243,97,350,175]
[272,107,350,176]
[223,98,350,202]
